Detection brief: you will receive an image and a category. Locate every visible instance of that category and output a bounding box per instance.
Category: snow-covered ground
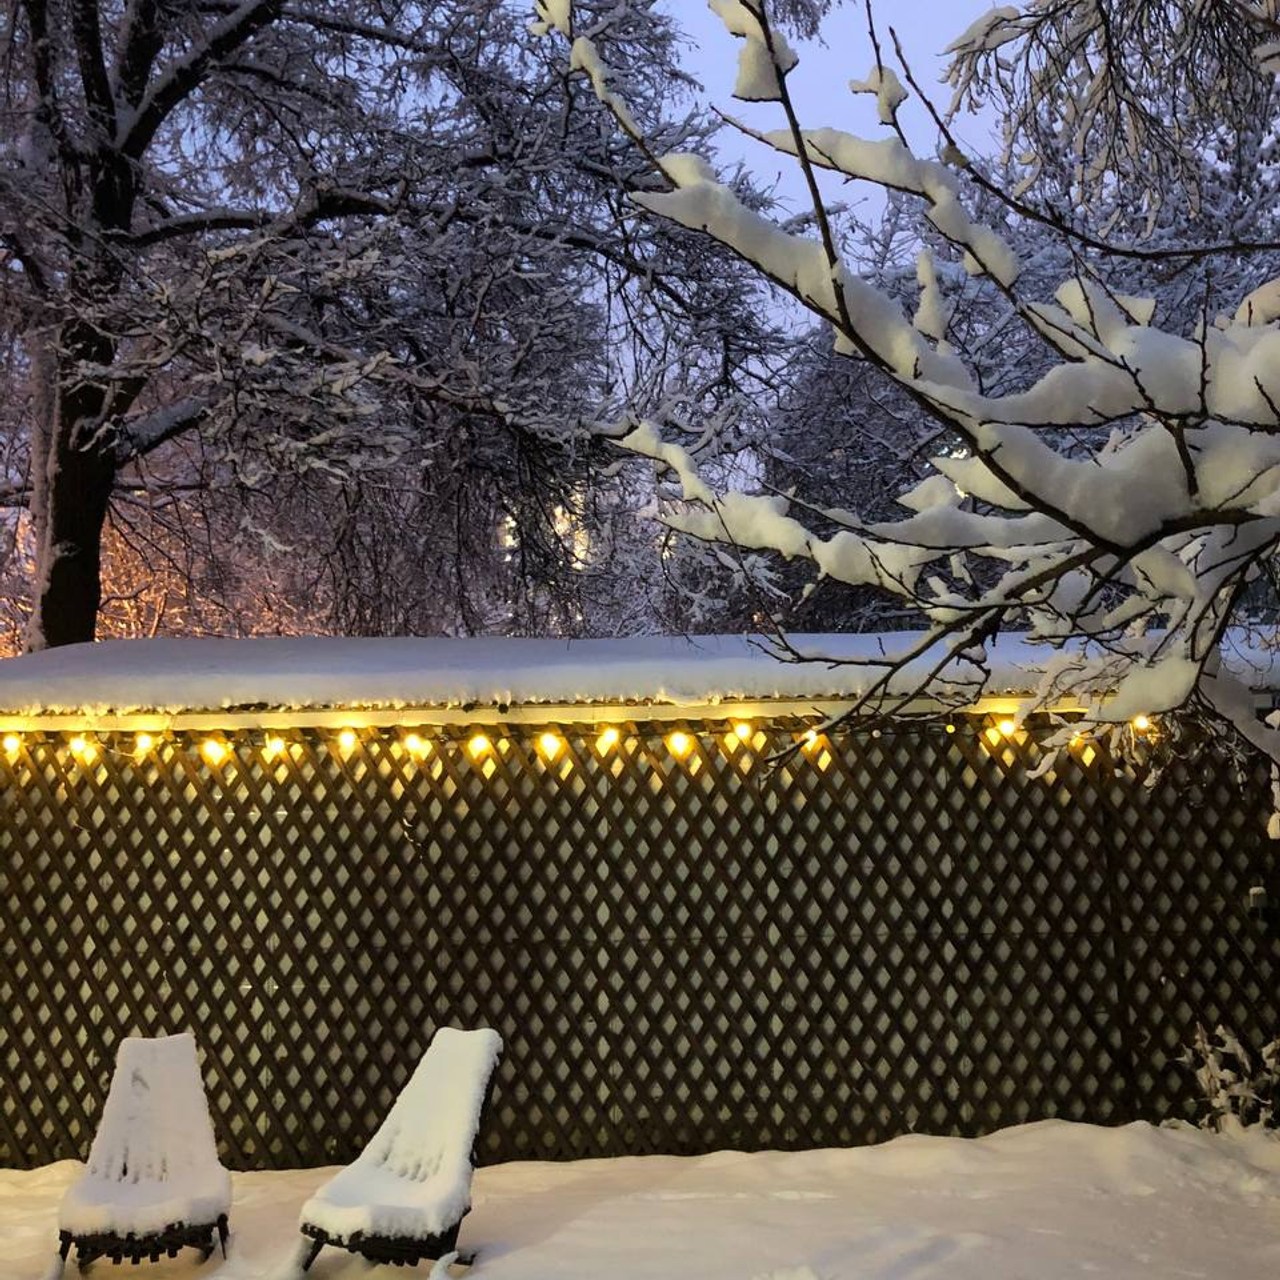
[6,1121,1280,1279]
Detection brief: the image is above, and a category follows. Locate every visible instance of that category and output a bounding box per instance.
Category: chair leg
[216,1215,230,1259]
[39,1233,72,1280]
[298,1237,325,1273]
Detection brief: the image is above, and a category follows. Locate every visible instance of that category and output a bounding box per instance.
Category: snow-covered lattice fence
[0,637,1277,1170]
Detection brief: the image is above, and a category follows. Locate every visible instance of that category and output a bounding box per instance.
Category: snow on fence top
[0,633,1031,717]
[0,633,1276,721]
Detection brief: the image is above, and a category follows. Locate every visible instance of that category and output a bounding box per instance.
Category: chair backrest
[85,1033,223,1184]
[359,1027,503,1184]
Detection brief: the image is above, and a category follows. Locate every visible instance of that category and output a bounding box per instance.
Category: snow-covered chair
[53,1033,231,1272]
[294,1026,503,1272]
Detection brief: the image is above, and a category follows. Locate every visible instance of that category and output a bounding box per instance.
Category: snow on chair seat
[294,1026,502,1272]
[53,1033,231,1273]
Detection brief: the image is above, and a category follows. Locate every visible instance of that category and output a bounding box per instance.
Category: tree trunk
[24,319,118,651]
[29,438,116,650]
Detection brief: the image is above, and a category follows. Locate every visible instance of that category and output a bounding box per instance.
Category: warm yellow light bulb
[596,726,620,752]
[803,728,820,747]
[337,728,358,752]
[944,723,956,735]
[201,738,227,765]
[70,734,96,760]
[998,719,1018,737]
[264,736,286,759]
[1132,714,1151,733]
[538,731,562,759]
[468,733,491,758]
[667,731,692,757]
[134,732,154,754]
[404,732,430,757]
[3,733,20,755]
[733,721,753,741]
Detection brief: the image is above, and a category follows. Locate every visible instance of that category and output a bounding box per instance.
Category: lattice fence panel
[2,717,1277,1169]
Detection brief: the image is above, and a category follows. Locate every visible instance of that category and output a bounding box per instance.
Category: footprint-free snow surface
[5,1120,1280,1279]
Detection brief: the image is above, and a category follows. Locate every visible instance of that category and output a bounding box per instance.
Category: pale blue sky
[661,1,997,216]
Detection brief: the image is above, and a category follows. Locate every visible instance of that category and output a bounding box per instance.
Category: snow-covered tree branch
[543,0,1280,756]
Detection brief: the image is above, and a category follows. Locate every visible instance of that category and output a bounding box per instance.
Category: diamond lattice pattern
[1,717,1276,1169]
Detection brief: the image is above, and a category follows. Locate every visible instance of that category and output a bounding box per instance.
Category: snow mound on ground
[988,1118,1280,1200]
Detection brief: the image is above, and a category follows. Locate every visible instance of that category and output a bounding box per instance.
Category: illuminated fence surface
[1,715,1277,1170]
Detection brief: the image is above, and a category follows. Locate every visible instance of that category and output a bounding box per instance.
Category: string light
[25,720,1013,770]
[3,732,20,756]
[1132,714,1152,733]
